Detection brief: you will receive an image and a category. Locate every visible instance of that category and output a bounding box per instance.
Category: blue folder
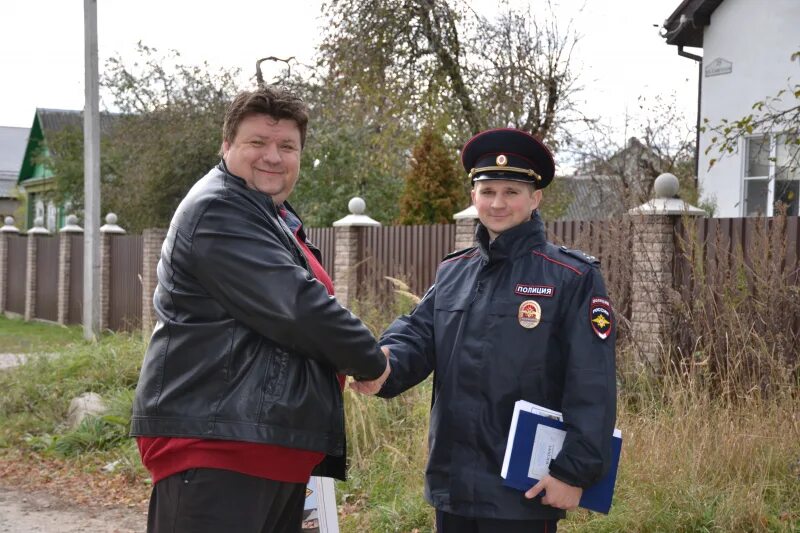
[500,400,622,514]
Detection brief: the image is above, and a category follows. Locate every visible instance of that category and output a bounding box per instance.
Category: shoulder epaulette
[559,245,600,266]
[440,246,480,265]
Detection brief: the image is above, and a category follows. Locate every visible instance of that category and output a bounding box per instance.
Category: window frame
[741,132,800,216]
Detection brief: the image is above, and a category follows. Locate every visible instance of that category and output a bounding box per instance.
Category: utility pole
[83,0,100,340]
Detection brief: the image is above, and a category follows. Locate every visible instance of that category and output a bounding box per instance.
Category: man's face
[471,179,542,240]
[222,114,302,205]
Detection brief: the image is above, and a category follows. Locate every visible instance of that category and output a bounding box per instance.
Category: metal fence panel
[34,236,59,321]
[69,236,83,324]
[359,224,456,297]
[675,216,800,297]
[306,227,336,275]
[109,235,143,331]
[6,235,27,315]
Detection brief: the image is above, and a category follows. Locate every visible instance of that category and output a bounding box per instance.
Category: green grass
[0,315,84,353]
[0,325,145,481]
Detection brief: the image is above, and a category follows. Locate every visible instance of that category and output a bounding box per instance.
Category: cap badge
[496,154,508,167]
[518,300,541,329]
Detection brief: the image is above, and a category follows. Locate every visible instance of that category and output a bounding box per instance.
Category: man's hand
[524,475,582,510]
[349,346,391,395]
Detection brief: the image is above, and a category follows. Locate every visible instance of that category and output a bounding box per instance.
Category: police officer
[351,128,617,532]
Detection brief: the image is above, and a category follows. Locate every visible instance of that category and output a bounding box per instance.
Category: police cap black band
[461,128,555,189]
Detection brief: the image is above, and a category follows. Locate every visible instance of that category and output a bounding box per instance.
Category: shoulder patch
[559,246,600,266]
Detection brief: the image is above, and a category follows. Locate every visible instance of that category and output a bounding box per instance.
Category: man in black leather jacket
[131,85,388,533]
[352,129,617,533]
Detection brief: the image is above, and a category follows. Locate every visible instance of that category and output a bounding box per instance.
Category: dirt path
[0,485,146,533]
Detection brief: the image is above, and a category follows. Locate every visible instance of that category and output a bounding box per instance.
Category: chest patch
[518,300,542,329]
[514,284,555,298]
[590,297,612,340]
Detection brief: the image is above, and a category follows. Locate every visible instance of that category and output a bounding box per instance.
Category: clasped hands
[349,346,391,395]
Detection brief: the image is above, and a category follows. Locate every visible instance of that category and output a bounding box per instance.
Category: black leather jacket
[378,213,617,519]
[131,163,386,480]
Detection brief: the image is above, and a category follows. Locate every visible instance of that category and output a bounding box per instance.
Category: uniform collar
[476,211,547,263]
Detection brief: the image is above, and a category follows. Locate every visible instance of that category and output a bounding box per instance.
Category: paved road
[0,486,145,533]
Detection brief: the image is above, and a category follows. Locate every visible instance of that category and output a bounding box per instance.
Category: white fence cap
[333,197,381,227]
[453,205,478,220]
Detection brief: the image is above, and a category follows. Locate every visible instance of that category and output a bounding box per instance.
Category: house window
[743,134,800,216]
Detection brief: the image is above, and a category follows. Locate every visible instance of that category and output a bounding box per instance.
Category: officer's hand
[349,346,391,395]
[524,475,582,510]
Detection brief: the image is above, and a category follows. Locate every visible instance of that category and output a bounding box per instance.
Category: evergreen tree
[399,126,467,224]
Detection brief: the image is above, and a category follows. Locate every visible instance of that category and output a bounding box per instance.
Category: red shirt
[138,209,340,484]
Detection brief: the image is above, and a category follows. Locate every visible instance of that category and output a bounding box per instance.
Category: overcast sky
[0,0,697,136]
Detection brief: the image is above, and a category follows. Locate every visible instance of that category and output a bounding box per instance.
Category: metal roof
[0,126,29,197]
[36,108,116,134]
[18,108,118,183]
[555,176,628,221]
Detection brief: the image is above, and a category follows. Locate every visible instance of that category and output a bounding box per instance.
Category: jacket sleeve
[189,195,386,381]
[376,284,437,398]
[548,267,617,488]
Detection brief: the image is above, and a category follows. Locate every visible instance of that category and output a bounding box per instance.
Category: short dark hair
[222,86,309,150]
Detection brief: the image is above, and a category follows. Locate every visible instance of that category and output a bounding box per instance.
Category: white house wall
[697,0,800,217]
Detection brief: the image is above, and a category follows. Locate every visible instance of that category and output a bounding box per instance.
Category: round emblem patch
[496,154,508,166]
[518,300,542,329]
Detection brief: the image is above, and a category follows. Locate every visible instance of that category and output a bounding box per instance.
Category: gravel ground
[0,486,146,533]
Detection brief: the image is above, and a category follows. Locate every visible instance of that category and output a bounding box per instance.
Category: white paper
[528,424,567,480]
[502,400,564,479]
[303,476,339,533]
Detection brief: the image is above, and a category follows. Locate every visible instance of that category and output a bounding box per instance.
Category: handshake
[349,346,392,395]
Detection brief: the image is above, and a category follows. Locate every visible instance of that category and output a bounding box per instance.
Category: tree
[288,72,412,226]
[44,43,240,232]
[291,0,583,225]
[318,0,582,142]
[399,125,467,224]
[470,4,584,150]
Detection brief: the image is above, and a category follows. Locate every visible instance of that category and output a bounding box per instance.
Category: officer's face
[222,114,302,205]
[472,180,542,239]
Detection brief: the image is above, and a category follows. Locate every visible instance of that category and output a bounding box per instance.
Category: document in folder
[500,400,622,514]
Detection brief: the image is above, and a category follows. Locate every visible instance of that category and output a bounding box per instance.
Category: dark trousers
[436,510,558,533]
[147,468,307,533]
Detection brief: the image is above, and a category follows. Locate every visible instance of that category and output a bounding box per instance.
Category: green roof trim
[17,112,51,184]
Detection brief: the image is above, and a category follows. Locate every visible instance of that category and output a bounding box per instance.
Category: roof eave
[663,0,725,48]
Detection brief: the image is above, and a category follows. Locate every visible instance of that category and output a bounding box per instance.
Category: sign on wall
[705,57,733,77]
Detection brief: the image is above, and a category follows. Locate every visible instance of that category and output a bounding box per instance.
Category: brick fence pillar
[628,173,705,368]
[24,217,51,321]
[453,205,479,250]
[0,216,21,313]
[332,197,380,309]
[99,213,126,332]
[57,215,83,325]
[141,228,167,337]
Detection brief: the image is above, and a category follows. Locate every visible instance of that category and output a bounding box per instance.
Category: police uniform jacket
[131,163,386,480]
[378,212,617,520]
